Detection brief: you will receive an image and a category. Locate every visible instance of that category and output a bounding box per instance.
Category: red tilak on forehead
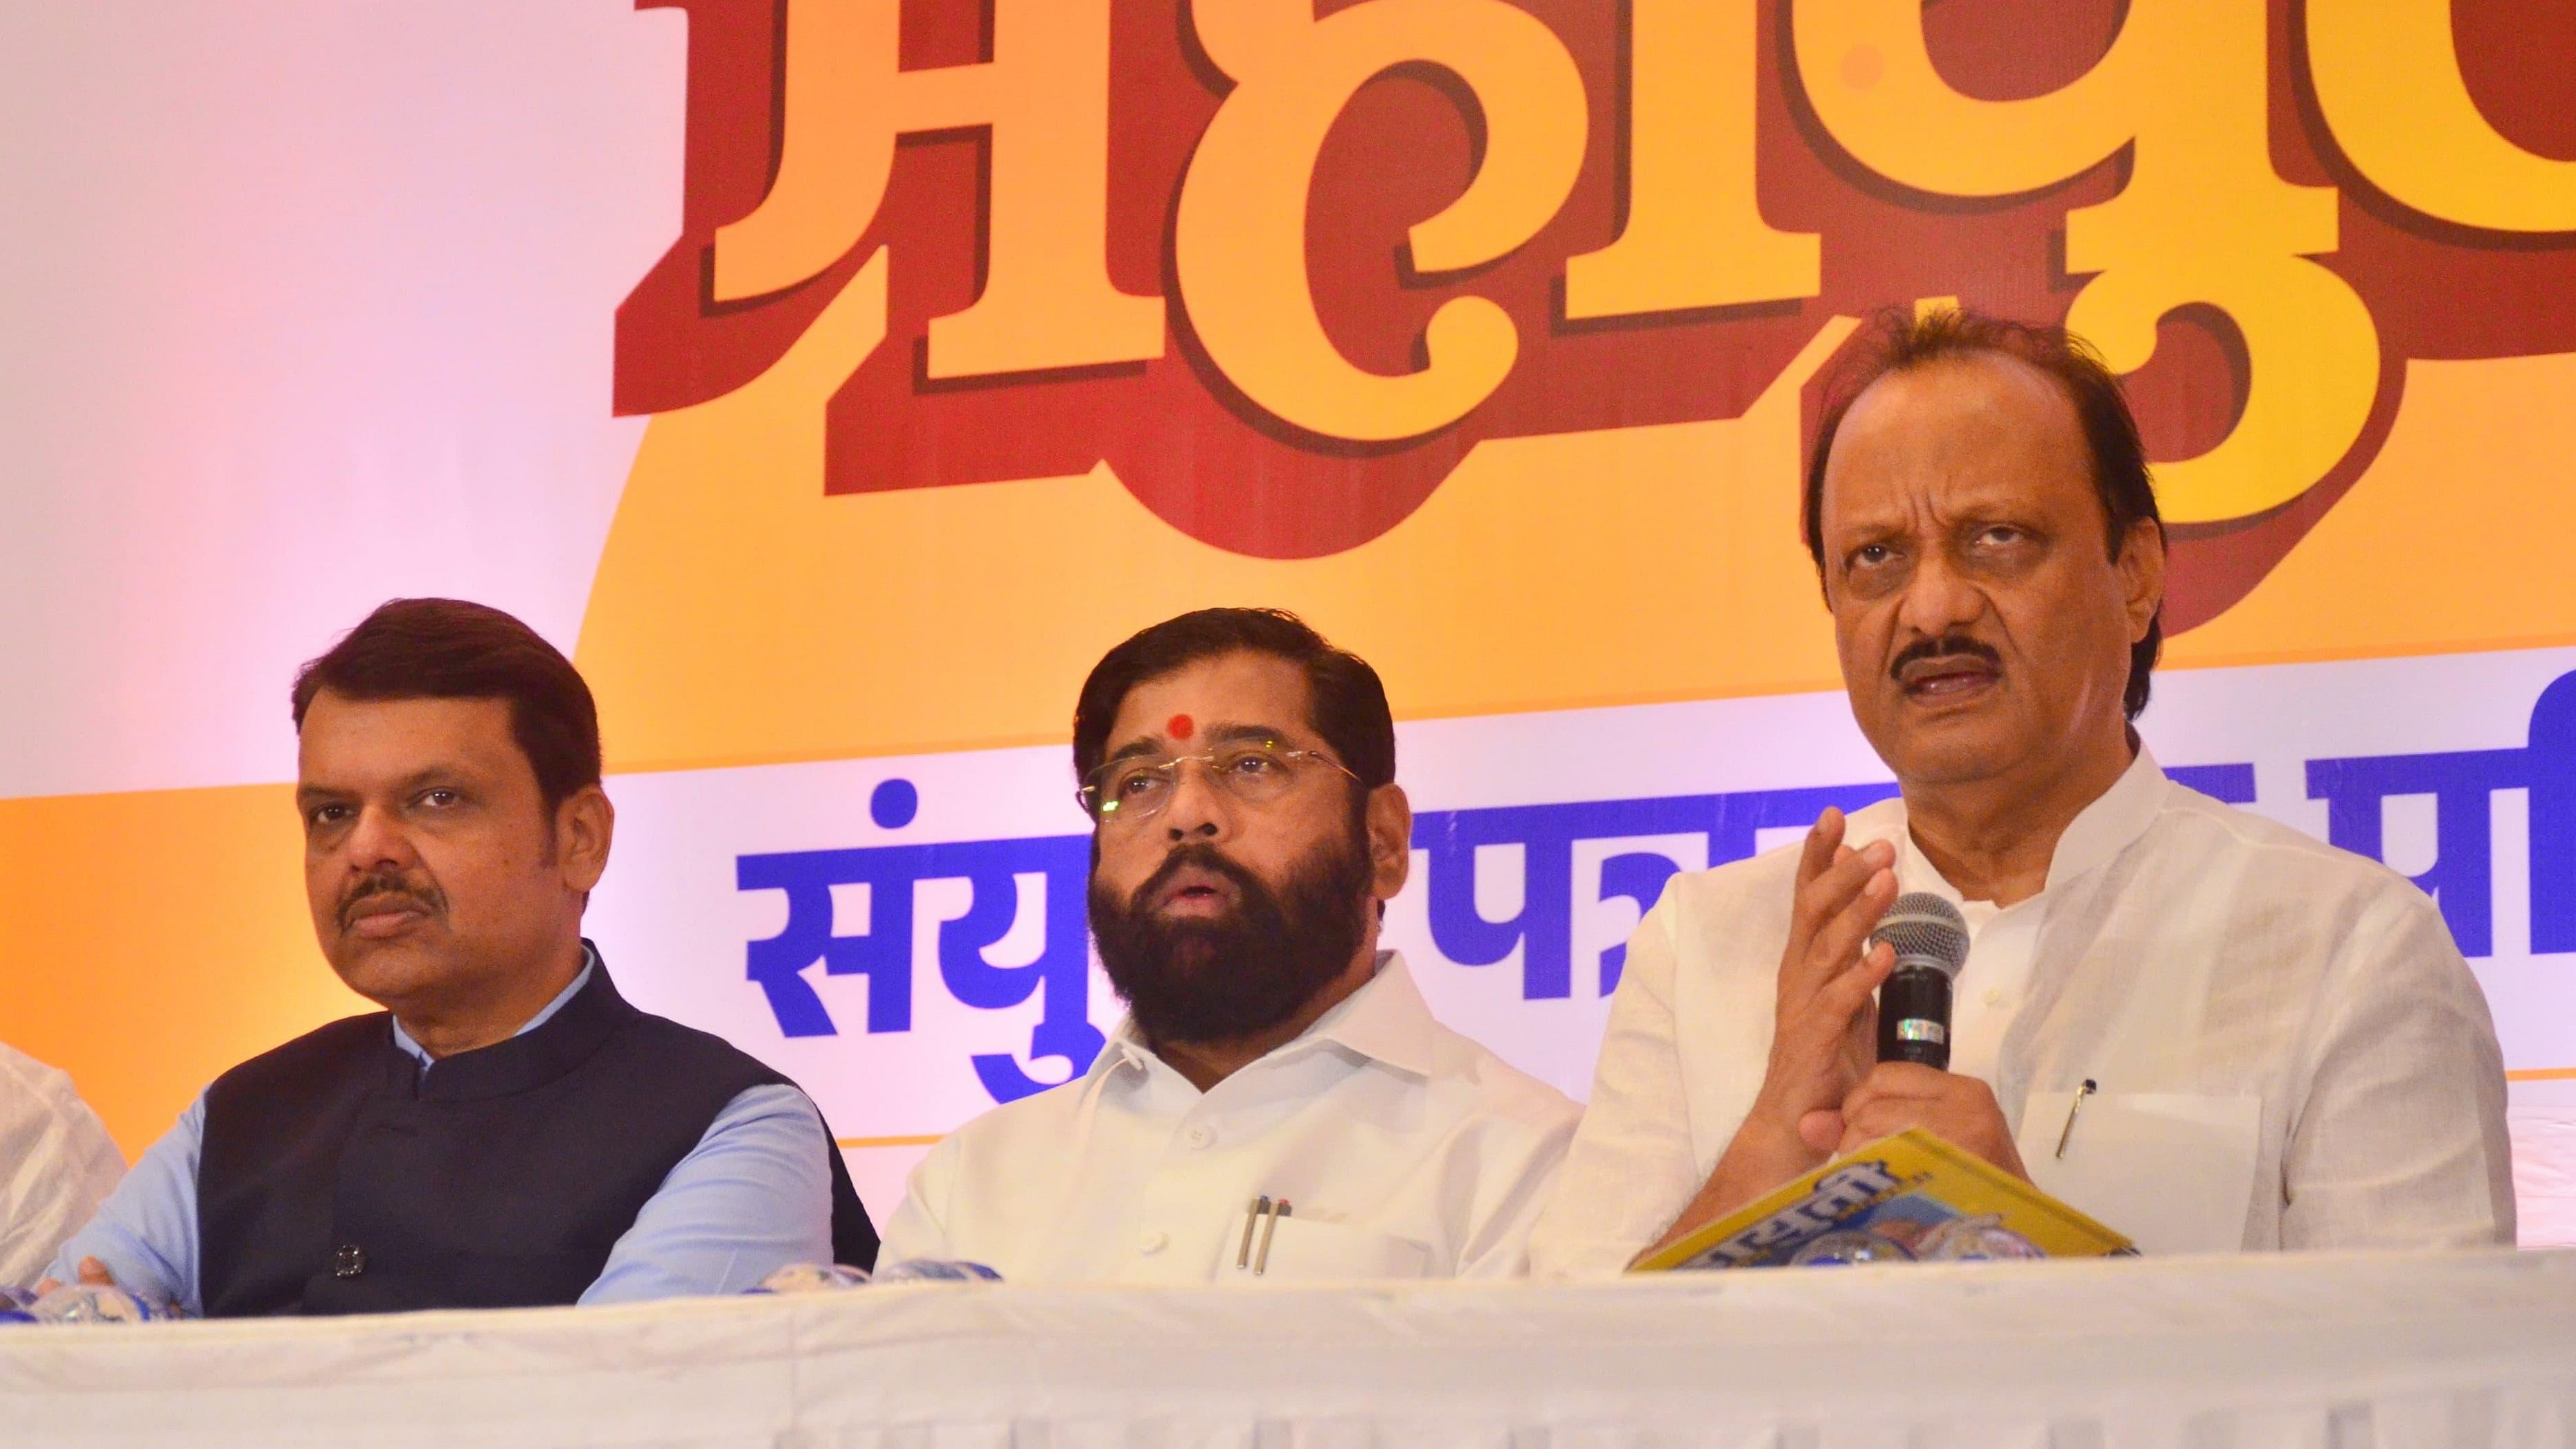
[1167,713,1195,741]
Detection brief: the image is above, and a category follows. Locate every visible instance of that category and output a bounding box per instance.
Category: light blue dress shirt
[46,952,836,1312]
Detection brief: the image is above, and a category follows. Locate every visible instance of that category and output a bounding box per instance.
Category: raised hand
[1745,808,1899,1178]
[1639,809,1898,1258]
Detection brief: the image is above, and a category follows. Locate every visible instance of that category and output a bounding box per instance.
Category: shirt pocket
[1229,1216,1434,1283]
[2016,1091,2264,1256]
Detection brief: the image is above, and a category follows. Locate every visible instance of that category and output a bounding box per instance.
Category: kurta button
[1138,1230,1169,1255]
[1982,989,2005,1008]
[332,1244,366,1278]
[1184,1124,1214,1149]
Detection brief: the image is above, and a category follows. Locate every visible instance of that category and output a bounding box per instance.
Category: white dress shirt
[1530,747,2516,1275]
[1,1042,126,1287]
[884,952,1580,1283]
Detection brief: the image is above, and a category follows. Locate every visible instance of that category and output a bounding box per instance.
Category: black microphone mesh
[1870,892,1970,979]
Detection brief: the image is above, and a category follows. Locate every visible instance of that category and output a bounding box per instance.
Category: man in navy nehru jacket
[46,599,875,1315]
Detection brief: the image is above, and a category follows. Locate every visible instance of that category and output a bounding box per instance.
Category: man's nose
[1159,759,1237,843]
[341,803,420,870]
[1893,550,1985,639]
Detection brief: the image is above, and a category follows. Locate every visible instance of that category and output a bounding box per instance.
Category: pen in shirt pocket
[1236,1194,1293,1275]
[2055,1079,2099,1158]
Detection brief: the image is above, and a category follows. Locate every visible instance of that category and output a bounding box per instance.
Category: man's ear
[2119,518,2167,642]
[557,784,616,897]
[1364,782,1412,903]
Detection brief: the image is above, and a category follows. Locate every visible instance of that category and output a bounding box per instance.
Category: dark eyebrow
[296,765,474,806]
[1105,737,1165,766]
[1104,721,1303,765]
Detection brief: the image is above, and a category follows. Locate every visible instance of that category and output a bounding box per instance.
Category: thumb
[33,1277,60,1296]
[77,1257,114,1286]
[1798,1108,1845,1155]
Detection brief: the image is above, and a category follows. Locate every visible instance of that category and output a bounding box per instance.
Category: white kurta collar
[2040,743,2171,889]
[1093,949,1438,1086]
[1860,744,2170,910]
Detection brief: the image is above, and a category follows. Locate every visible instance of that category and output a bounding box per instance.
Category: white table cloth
[6,1250,2574,1448]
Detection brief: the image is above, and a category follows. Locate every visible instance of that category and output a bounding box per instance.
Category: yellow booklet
[1631,1128,2136,1270]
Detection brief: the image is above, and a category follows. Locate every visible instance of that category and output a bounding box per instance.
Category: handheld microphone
[1871,893,1971,1070]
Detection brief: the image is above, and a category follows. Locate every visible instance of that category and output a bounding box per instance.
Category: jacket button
[332,1244,366,1279]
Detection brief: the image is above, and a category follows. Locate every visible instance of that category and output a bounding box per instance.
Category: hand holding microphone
[1835,889,2029,1180]
[1643,813,2026,1261]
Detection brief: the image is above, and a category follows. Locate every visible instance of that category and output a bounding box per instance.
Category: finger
[33,1278,60,1296]
[1805,865,1897,976]
[1836,1063,1975,1145]
[1838,1097,1901,1153]
[1775,939,1894,1072]
[1839,942,1888,1076]
[77,1257,114,1286]
[1793,837,1892,928]
[1835,1077,1934,1150]
[1779,819,1856,979]
[1793,808,1847,892]
[1798,1108,1845,1155]
[1782,852,1896,1009]
[1808,934,1898,1030]
[1844,1060,1952,1109]
[1839,1116,1899,1158]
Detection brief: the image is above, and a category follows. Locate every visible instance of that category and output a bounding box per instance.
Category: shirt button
[332,1244,366,1279]
[1138,1229,1169,1256]
[1183,1124,1214,1149]
[1982,989,2005,1008]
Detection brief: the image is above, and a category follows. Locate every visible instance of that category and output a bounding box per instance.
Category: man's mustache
[1888,634,2003,682]
[1128,842,1260,915]
[337,870,447,929]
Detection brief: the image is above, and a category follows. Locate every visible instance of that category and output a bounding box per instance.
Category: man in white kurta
[1530,746,2514,1272]
[1,1042,127,1286]
[888,950,1575,1281]
[884,609,1578,1282]
[1531,312,2512,1273]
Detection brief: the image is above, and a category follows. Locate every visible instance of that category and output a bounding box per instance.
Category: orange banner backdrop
[4,1,2575,1236]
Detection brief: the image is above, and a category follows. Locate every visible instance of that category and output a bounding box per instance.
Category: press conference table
[6,1250,2573,1448]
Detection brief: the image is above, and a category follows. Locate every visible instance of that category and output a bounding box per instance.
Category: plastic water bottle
[1787,1229,1915,1266]
[0,1285,39,1324]
[28,1284,169,1324]
[870,1259,1002,1284]
[1915,1214,2045,1262]
[747,1262,872,1295]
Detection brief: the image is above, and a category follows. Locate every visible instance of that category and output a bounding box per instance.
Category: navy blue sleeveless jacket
[197,946,875,1316]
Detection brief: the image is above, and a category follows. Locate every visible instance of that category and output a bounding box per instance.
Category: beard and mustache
[1088,825,1375,1050]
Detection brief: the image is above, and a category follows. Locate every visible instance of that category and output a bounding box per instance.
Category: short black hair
[292,598,603,813]
[1072,608,1395,793]
[1803,307,2165,721]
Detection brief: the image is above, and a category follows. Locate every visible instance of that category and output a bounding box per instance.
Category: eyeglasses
[1078,738,1361,827]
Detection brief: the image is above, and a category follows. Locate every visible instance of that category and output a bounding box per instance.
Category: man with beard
[1529,309,2512,1273]
[880,609,1580,1281]
[44,599,875,1315]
